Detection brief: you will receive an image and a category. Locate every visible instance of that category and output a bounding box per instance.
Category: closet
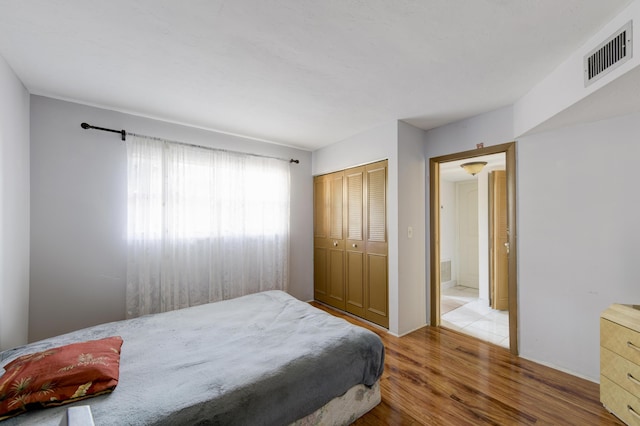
[313,160,388,328]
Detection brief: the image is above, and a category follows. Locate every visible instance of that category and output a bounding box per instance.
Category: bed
[0,290,384,425]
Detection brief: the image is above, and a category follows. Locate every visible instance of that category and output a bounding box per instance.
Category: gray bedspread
[0,291,384,425]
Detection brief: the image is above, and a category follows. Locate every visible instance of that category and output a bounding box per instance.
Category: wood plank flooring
[310,302,623,426]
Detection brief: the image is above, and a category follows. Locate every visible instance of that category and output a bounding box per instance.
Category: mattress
[0,290,385,425]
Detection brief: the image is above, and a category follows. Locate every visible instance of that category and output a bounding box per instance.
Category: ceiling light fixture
[460,161,487,176]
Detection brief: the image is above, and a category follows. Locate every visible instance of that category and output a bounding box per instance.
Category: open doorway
[429,142,518,354]
[439,153,508,348]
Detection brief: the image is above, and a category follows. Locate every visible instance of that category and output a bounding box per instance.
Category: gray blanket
[0,291,384,425]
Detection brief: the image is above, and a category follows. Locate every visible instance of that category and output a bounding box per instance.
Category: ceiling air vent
[584,21,633,87]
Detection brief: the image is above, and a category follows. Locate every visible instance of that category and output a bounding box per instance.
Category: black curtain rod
[81,122,127,141]
[80,122,300,164]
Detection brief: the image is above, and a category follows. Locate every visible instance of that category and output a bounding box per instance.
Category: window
[126,136,290,317]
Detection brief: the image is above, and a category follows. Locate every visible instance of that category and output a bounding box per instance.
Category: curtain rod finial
[81,122,90,129]
[290,159,299,164]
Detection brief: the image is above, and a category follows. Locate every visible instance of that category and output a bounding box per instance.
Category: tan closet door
[313,175,329,303]
[345,166,365,317]
[365,161,388,328]
[313,161,388,328]
[327,172,346,309]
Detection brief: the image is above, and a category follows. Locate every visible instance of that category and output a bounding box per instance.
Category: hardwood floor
[310,302,623,426]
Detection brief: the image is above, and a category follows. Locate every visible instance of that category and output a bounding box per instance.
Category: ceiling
[0,1,633,150]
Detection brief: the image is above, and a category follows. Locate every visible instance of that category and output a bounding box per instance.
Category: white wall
[517,113,640,380]
[514,1,640,136]
[425,106,515,157]
[425,104,640,381]
[0,54,30,351]
[439,180,457,287]
[312,121,398,175]
[424,105,514,323]
[29,96,313,342]
[455,180,480,289]
[313,120,427,336]
[397,121,427,335]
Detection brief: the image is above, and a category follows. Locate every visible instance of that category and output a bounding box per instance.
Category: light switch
[408,226,413,239]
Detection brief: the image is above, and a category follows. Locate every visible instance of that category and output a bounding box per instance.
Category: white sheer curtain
[126,136,290,318]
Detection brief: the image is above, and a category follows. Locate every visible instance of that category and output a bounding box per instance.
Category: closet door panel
[313,175,330,305]
[366,164,387,244]
[345,166,365,317]
[326,172,346,309]
[314,172,346,311]
[313,247,328,303]
[366,253,389,327]
[314,177,328,238]
[346,251,365,316]
[364,161,388,328]
[346,168,364,242]
[329,173,344,240]
[328,247,345,309]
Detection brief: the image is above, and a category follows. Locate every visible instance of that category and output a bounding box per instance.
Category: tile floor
[440,285,509,348]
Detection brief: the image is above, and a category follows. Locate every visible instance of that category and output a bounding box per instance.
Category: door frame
[429,142,518,355]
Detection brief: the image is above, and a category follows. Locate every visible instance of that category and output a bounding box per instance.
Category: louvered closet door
[327,171,346,310]
[313,175,330,304]
[365,161,389,328]
[345,166,366,317]
[313,162,388,327]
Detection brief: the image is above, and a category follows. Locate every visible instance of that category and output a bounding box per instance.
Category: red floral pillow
[0,336,123,421]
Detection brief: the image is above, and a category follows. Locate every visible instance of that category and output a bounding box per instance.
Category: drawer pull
[628,373,640,387]
[629,405,640,420]
[628,341,640,352]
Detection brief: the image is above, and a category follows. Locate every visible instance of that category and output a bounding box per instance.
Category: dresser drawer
[601,375,640,425]
[602,318,640,365]
[602,346,640,397]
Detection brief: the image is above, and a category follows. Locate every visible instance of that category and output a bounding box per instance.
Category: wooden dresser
[601,304,640,425]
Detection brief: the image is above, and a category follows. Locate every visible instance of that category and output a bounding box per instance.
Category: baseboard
[518,354,598,383]
[441,280,458,290]
[397,323,428,337]
[310,300,390,334]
